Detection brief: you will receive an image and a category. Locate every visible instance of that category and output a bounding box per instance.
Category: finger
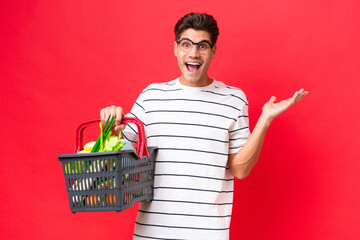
[115,107,124,126]
[104,106,112,123]
[293,90,308,104]
[298,91,308,101]
[109,105,117,120]
[287,91,299,104]
[120,123,127,130]
[297,89,307,97]
[104,107,110,122]
[100,108,106,122]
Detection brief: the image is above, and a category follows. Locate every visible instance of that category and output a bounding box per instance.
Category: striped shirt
[123,78,250,240]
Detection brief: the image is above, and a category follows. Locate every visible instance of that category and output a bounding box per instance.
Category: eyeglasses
[177,38,214,53]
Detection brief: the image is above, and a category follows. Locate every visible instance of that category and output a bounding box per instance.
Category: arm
[228,89,308,179]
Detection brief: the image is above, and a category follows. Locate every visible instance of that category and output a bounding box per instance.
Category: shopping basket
[57,117,157,213]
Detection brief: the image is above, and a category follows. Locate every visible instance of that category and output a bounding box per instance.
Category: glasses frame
[176,38,215,53]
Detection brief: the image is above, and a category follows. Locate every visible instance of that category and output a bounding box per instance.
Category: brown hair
[174,13,220,45]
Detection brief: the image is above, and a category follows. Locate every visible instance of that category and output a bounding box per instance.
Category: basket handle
[74,117,149,159]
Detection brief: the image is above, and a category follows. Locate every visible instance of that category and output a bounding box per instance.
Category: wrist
[258,113,272,128]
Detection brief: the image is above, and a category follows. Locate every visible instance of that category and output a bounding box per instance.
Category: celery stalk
[99,121,104,152]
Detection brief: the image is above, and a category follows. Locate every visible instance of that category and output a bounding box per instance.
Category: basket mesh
[58,149,156,213]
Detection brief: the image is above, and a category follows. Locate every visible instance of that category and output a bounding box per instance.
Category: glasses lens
[197,42,211,52]
[179,40,193,52]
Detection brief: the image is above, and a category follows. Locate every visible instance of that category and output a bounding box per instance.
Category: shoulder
[210,80,248,104]
[141,79,181,94]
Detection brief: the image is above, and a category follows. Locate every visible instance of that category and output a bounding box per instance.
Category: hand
[100,105,127,132]
[261,89,308,123]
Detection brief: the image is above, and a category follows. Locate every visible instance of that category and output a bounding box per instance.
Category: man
[101,13,307,240]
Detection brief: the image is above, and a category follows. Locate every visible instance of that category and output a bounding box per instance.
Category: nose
[188,45,200,58]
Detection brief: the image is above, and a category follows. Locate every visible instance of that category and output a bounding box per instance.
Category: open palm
[262,89,308,122]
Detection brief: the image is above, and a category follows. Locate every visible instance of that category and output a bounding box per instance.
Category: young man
[101,13,307,240]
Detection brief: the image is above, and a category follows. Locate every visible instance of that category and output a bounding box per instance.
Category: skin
[100,28,308,179]
[227,90,308,179]
[174,29,216,87]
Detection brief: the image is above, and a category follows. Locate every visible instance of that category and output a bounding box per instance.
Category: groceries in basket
[77,115,133,154]
[58,116,157,213]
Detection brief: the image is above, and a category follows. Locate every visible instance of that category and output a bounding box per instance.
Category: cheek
[176,51,186,63]
[203,57,213,67]
[177,55,185,69]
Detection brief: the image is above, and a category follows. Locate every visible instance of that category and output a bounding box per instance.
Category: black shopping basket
[58,117,157,213]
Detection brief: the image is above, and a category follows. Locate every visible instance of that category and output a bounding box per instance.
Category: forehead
[179,29,211,42]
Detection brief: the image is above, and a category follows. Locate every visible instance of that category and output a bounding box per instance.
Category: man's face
[174,28,216,87]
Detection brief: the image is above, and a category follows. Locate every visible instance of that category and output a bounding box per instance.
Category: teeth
[187,62,201,65]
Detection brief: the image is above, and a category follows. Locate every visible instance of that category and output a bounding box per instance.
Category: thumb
[115,123,127,132]
[269,96,276,103]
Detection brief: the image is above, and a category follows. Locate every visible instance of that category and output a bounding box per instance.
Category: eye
[181,41,191,49]
[198,43,208,49]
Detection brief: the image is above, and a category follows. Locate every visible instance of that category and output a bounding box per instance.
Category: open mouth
[186,62,201,73]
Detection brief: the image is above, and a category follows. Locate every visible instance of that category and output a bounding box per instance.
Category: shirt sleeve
[228,96,250,154]
[122,90,147,143]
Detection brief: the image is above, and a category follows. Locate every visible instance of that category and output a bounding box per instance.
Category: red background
[1,0,359,239]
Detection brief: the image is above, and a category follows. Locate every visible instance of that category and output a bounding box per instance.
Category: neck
[179,76,213,87]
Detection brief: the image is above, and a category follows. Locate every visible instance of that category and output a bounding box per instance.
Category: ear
[211,45,217,59]
[174,41,178,57]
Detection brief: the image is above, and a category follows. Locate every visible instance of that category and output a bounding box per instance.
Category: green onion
[91,115,115,152]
